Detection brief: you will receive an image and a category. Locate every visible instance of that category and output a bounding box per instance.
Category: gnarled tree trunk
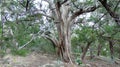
[44,0,99,64]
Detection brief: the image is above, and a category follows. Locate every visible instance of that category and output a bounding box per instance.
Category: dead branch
[18,31,41,50]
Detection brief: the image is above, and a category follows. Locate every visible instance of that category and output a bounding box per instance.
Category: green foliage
[2,20,56,55]
[11,49,29,56]
[101,43,109,56]
[71,0,77,2]
[0,50,6,57]
[103,25,115,36]
[0,28,2,39]
[29,38,55,54]
[75,58,82,65]
[74,26,96,42]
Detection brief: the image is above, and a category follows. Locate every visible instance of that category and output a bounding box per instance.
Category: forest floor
[0,52,120,67]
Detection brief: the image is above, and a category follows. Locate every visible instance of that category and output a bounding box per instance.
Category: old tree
[42,0,100,63]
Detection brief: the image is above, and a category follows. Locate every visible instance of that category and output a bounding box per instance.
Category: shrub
[11,49,29,56]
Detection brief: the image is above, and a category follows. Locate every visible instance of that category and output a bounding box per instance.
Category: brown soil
[0,52,120,67]
[0,52,64,67]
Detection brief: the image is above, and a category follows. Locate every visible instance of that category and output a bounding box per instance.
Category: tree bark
[57,22,72,63]
[109,40,114,59]
[53,1,73,63]
[99,0,120,26]
[97,44,102,56]
[80,45,84,53]
[81,41,92,60]
[45,0,99,64]
[90,48,94,59]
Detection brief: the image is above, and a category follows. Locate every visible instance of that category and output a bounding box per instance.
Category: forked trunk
[44,1,99,66]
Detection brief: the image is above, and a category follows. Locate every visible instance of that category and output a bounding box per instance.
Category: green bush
[28,38,55,54]
[75,58,82,65]
[0,50,6,57]
[11,49,29,56]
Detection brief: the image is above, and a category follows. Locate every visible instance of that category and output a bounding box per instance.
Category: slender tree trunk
[109,40,114,59]
[119,52,120,59]
[97,44,102,56]
[1,13,4,51]
[81,41,92,60]
[90,48,94,59]
[80,45,84,53]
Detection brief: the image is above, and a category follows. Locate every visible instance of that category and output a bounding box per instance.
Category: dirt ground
[82,56,120,67]
[0,52,64,67]
[0,52,120,67]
